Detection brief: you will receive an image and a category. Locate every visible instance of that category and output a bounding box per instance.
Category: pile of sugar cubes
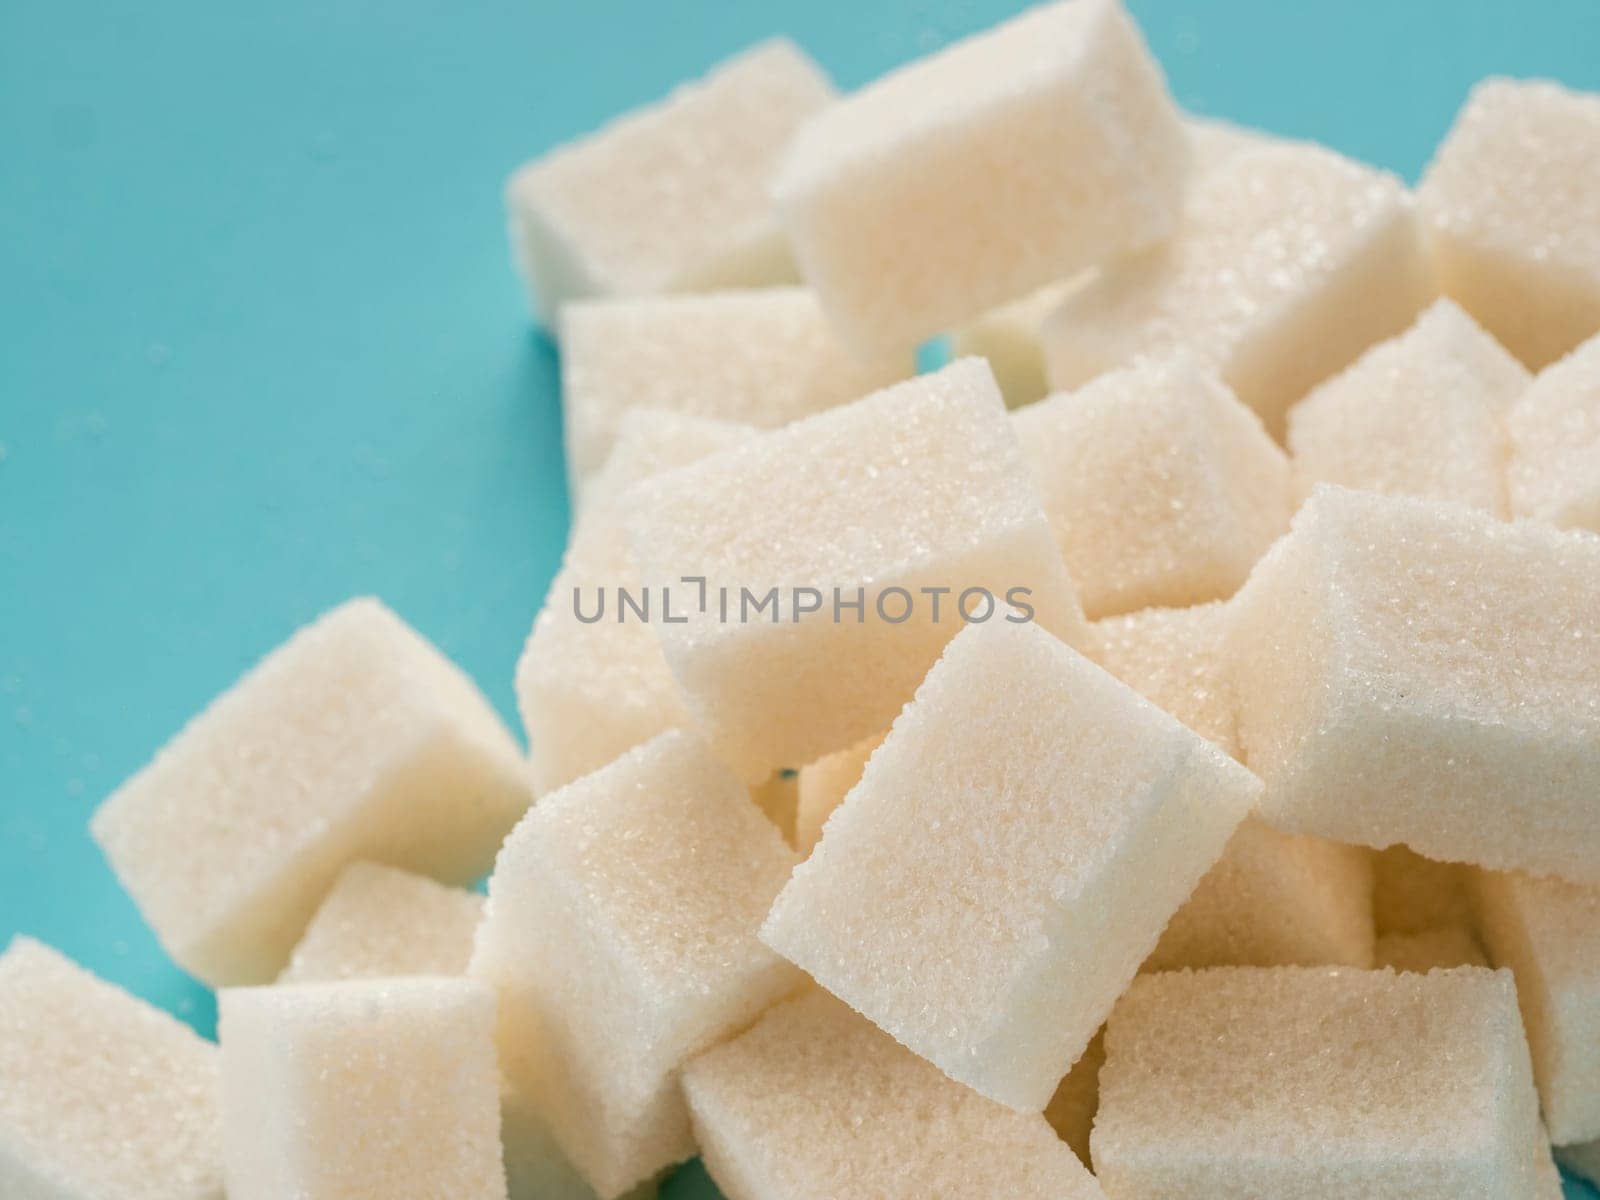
[8,2,1600,1197]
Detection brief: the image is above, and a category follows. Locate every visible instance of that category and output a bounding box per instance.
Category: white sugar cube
[470,731,803,1197]
[1376,926,1489,973]
[794,734,881,855]
[1090,604,1374,972]
[219,978,506,1200]
[762,619,1257,1110]
[506,41,835,324]
[681,990,1107,1199]
[278,861,483,984]
[0,937,222,1200]
[626,358,1087,781]
[1092,966,1550,1198]
[517,414,755,796]
[776,0,1187,353]
[1475,869,1600,1145]
[1042,143,1436,438]
[1229,487,1600,882]
[1015,358,1291,619]
[91,597,529,985]
[1506,330,1600,533]
[1418,78,1600,369]
[561,289,907,491]
[1288,299,1529,513]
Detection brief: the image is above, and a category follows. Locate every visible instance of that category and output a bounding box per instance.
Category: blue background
[3,1,1598,1195]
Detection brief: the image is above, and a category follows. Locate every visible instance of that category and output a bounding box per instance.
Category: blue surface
[3,1,1598,1195]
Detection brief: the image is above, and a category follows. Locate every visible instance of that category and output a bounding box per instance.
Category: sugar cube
[1475,869,1600,1145]
[794,734,881,856]
[761,618,1258,1110]
[1506,329,1600,533]
[501,1084,633,1200]
[516,414,755,796]
[1228,486,1600,883]
[1372,846,1476,937]
[560,288,907,490]
[0,937,221,1200]
[1015,358,1291,619]
[506,40,834,324]
[681,990,1107,1199]
[1376,926,1489,973]
[470,731,803,1197]
[1090,601,1240,754]
[1418,78,1600,369]
[1042,143,1436,439]
[1092,966,1550,1198]
[1044,1029,1105,1168]
[950,116,1278,410]
[219,978,506,1200]
[91,597,529,985]
[626,358,1088,781]
[775,0,1187,353]
[749,770,799,846]
[1288,299,1529,513]
[278,861,483,984]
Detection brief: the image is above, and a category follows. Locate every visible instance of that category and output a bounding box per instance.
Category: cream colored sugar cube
[219,978,506,1200]
[501,1083,634,1200]
[1043,143,1435,439]
[91,597,529,986]
[278,861,483,984]
[517,414,755,796]
[560,289,907,490]
[776,0,1187,353]
[761,619,1258,1111]
[1015,358,1291,619]
[1288,299,1529,513]
[1372,846,1476,937]
[1475,869,1600,1145]
[1376,927,1489,973]
[1228,487,1600,883]
[1507,330,1600,533]
[681,990,1107,1200]
[1090,601,1240,755]
[506,40,834,324]
[470,731,803,1197]
[627,358,1087,781]
[0,937,222,1200]
[950,116,1279,410]
[1044,1029,1106,1168]
[794,734,881,855]
[1418,78,1600,370]
[749,770,799,846]
[1092,966,1549,1199]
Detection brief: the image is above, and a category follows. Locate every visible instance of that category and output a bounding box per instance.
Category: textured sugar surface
[1418,78,1600,370]
[559,289,907,489]
[278,862,484,984]
[0,938,222,1200]
[1507,330,1600,533]
[1044,1029,1105,1169]
[794,735,881,856]
[1376,926,1489,972]
[1288,299,1529,513]
[1227,486,1600,882]
[501,1082,623,1200]
[1092,966,1548,1199]
[626,358,1087,781]
[681,990,1107,1200]
[506,40,834,323]
[1091,604,1373,972]
[1373,846,1477,937]
[948,115,1279,411]
[776,0,1187,353]
[1476,869,1600,1144]
[1015,358,1291,618]
[517,414,755,796]
[761,619,1257,1111]
[90,597,529,985]
[470,731,802,1197]
[219,978,506,1200]
[1042,142,1435,439]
